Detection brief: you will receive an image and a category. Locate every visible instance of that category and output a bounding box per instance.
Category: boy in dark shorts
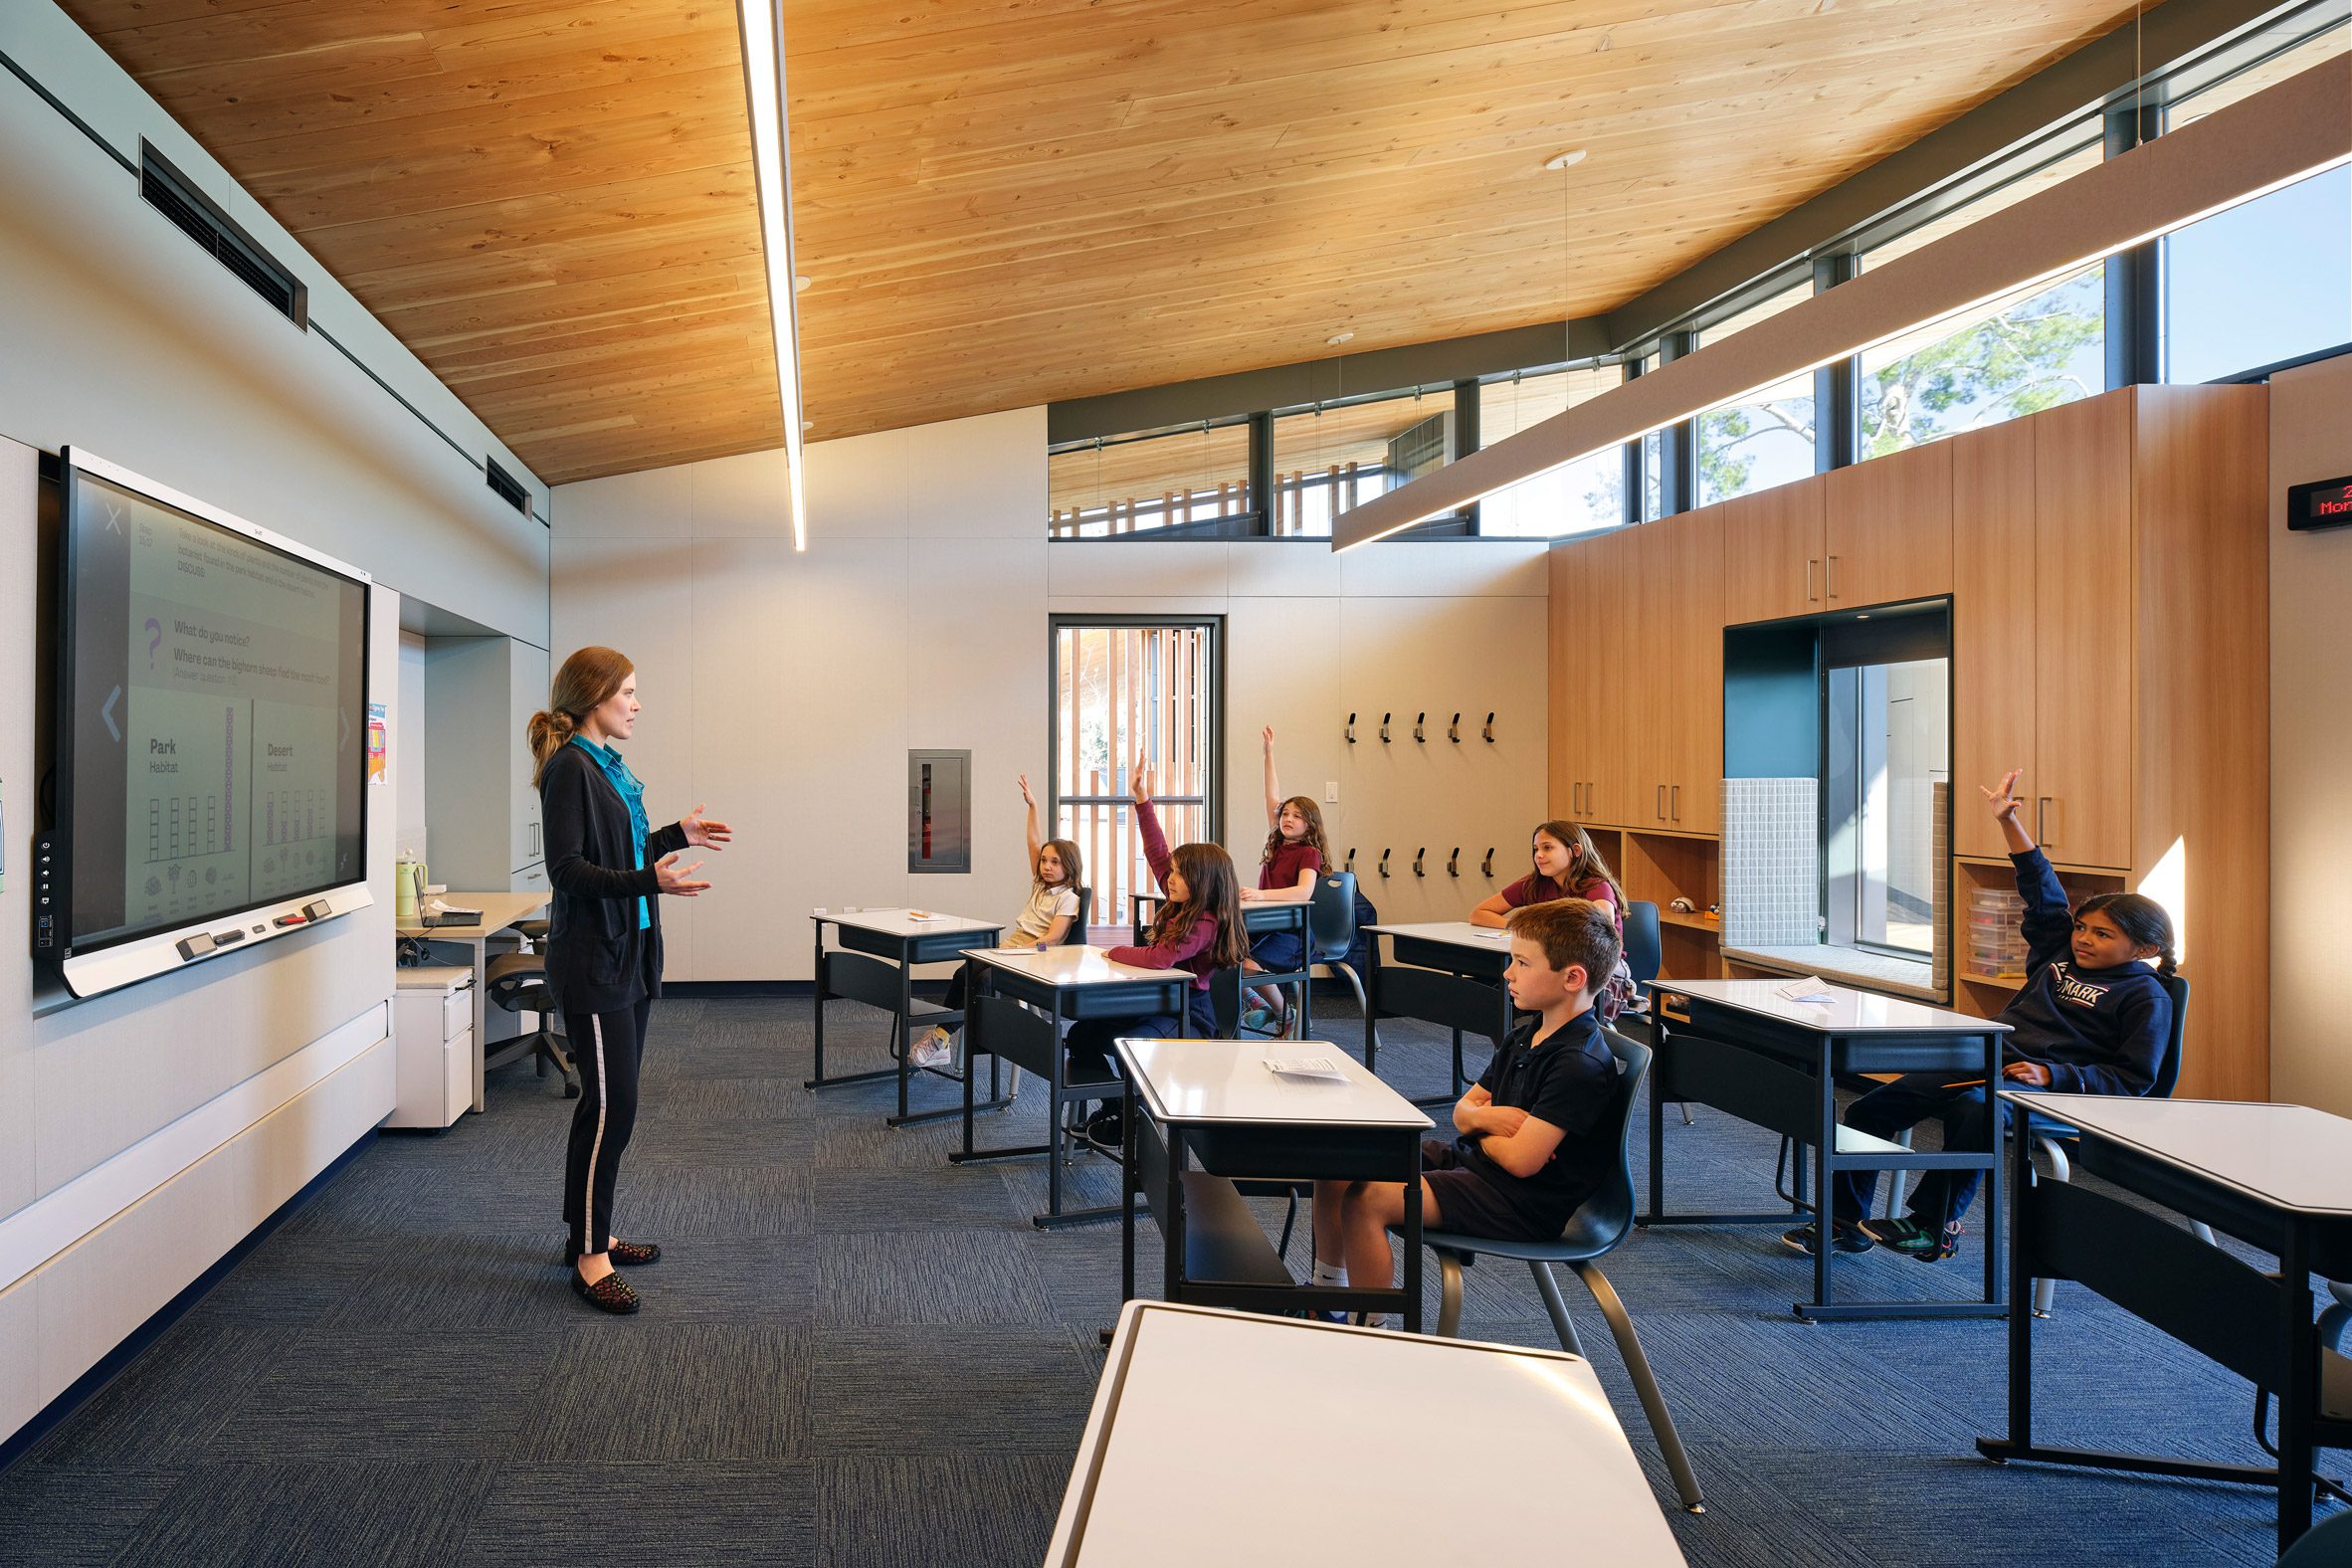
[1326,898,1621,1321]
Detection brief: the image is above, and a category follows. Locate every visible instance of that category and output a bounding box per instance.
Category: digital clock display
[2288,476,2352,533]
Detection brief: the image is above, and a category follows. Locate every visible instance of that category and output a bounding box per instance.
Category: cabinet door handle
[1657,784,1666,820]
[1670,784,1680,822]
[1806,558,1818,603]
[1828,554,1840,601]
[2038,796,2054,847]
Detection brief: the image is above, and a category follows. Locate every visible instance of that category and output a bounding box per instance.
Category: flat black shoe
[571,1271,640,1314]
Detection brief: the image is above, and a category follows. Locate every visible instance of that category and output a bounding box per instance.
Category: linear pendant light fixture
[735,0,809,551]
[1332,50,2352,552]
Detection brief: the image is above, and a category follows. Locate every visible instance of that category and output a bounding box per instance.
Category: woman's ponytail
[527,706,579,785]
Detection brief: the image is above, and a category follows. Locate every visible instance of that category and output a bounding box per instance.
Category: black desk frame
[805,913,1008,1127]
[1364,930,1516,1106]
[1980,1108,2352,1551]
[1121,1091,1425,1333]
[1645,996,2008,1321]
[948,962,1194,1229]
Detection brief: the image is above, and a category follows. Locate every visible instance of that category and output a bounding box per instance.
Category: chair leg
[1276,1189,1299,1263]
[1334,963,1380,1066]
[1881,1126,1914,1221]
[1569,1261,1706,1514]
[1436,1251,1465,1339]
[1526,1259,1587,1358]
[1677,1101,1695,1126]
[2029,1133,2069,1317]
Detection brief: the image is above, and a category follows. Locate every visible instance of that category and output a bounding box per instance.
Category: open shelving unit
[1587,826,1724,982]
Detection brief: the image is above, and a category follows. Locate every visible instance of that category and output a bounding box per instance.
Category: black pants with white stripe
[562,995,654,1261]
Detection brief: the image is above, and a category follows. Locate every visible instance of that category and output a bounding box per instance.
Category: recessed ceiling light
[1544,149,1588,171]
[1326,331,1354,346]
[794,275,812,293]
[802,420,814,432]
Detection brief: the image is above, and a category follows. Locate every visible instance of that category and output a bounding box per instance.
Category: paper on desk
[1776,976,1836,1004]
[1265,1057,1348,1080]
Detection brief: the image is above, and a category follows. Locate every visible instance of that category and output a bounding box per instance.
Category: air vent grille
[138,142,306,328]
[486,459,531,514]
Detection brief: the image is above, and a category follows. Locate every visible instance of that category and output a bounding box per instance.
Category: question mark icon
[145,618,162,670]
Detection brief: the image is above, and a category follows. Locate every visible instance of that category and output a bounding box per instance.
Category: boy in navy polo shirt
[1324,898,1621,1320]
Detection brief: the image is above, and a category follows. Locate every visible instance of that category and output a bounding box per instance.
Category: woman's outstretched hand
[682,803,732,850]
[656,852,711,896]
[1132,766,1153,806]
[1980,769,2025,824]
[1018,773,1037,809]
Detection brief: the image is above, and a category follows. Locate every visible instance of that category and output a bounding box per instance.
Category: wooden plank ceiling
[64,0,2144,486]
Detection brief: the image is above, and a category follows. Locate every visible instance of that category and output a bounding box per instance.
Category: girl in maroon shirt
[1471,819,1624,927]
[1065,767,1246,1145]
[1240,726,1327,1036]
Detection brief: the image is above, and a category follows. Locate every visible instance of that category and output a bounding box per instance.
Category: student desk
[948,945,1196,1229]
[1985,1093,2352,1549]
[806,907,1006,1126]
[1361,921,1517,1103]
[395,890,550,1113]
[1048,1300,1688,1566]
[1130,889,1316,1039]
[1647,979,2011,1321]
[1116,1038,1434,1331]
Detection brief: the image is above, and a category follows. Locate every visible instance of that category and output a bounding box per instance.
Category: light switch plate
[1324,781,1339,803]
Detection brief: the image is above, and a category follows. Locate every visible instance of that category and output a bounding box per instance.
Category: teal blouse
[569,735,652,931]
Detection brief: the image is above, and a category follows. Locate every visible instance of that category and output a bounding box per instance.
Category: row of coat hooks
[1342,847,1497,880]
[1345,711,1494,744]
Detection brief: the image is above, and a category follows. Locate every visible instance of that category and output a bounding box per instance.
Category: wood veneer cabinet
[1549,526,1635,827]
[1824,439,1953,609]
[1630,509,1723,834]
[1719,482,1826,624]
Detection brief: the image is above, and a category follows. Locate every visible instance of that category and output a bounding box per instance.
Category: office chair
[485,949,577,1097]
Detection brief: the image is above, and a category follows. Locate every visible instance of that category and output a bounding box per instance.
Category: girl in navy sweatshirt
[1063,766,1245,1144]
[1798,768,2177,1264]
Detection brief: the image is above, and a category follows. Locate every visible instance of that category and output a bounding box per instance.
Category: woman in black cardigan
[529,646,731,1314]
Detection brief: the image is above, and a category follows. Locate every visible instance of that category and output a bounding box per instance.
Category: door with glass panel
[1049,619,1221,933]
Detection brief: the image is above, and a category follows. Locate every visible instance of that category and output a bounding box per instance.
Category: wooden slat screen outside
[1053,623,1216,924]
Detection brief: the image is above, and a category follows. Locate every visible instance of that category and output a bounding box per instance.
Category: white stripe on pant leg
[584,1014,609,1256]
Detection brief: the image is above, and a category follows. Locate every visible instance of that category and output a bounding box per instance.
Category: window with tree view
[1478,363,1626,537]
[1696,281,1817,505]
[1857,140,2106,457]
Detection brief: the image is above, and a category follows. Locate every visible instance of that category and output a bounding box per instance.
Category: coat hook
[1344,846,1356,874]
[1413,847,1426,878]
[1378,848,1392,879]
[1413,711,1426,743]
[1481,848,1495,878]
[1448,711,1462,743]
[1482,711,1495,743]
[1447,847,1461,878]
[1345,710,1356,744]
[1380,711,1392,744]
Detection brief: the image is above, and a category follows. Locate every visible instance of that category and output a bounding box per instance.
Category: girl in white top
[913,774,1084,1068]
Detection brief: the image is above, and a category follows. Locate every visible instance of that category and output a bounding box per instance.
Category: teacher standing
[528,646,731,1314]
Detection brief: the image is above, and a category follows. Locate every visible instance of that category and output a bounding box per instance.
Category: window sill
[1721,943,1944,1005]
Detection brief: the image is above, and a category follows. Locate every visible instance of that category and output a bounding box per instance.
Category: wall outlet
[1324,781,1339,803]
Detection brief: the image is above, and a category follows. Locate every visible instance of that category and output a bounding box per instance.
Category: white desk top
[959,944,1187,988]
[1658,977,2007,1036]
[2004,1093,2352,1218]
[1117,1039,1434,1130]
[1049,1301,1685,1567]
[815,906,1002,938]
[1364,920,1514,951]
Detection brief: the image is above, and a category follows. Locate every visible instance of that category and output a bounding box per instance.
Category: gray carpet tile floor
[0,993,2335,1565]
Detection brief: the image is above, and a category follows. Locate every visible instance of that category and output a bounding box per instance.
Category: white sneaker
[910,1030,953,1070]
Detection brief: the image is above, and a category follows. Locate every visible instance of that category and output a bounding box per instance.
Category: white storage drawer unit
[390,965,474,1129]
